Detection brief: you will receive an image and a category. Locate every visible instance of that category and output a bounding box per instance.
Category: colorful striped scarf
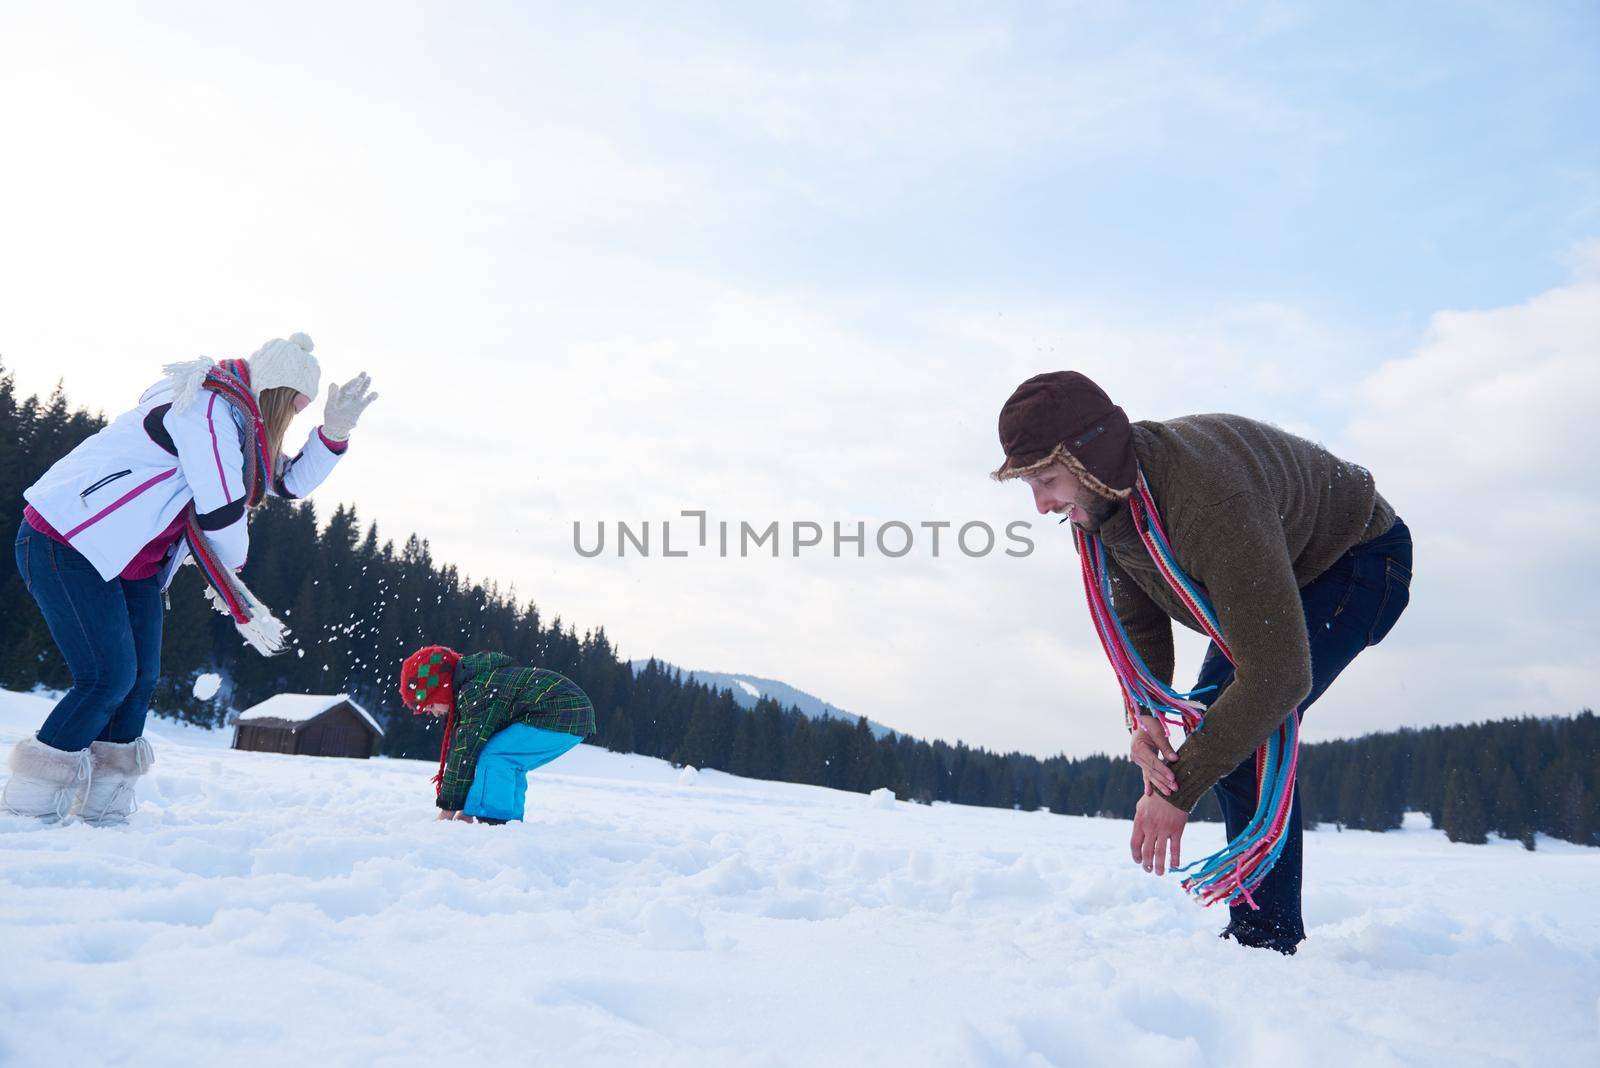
[181,359,290,656]
[1076,469,1298,909]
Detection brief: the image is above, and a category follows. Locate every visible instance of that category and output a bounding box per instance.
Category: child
[400,645,596,823]
[5,333,377,823]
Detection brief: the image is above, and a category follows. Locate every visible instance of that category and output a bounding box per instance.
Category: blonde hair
[256,387,304,497]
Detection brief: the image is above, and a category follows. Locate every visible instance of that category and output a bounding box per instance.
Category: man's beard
[1071,495,1120,532]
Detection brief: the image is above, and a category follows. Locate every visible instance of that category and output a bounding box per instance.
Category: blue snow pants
[461,723,584,822]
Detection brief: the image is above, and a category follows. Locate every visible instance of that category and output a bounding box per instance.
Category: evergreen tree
[1491,766,1526,842]
[1045,771,1069,815]
[1442,769,1489,844]
[843,717,881,792]
[1359,758,1404,832]
[1561,773,1596,847]
[1336,761,1365,830]
[752,705,785,781]
[1065,772,1100,816]
[956,754,989,807]
[876,736,907,798]
[784,716,823,786]
[603,703,635,755]
[1098,762,1141,819]
[729,712,757,777]
[1017,775,1041,813]
[993,758,1017,811]
[672,696,723,769]
[907,741,939,805]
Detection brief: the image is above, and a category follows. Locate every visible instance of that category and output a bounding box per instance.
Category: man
[400,645,596,823]
[993,371,1412,954]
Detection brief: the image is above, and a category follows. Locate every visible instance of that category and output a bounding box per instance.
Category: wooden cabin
[232,693,385,759]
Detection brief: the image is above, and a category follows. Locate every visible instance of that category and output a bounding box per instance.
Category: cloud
[1331,275,1600,731]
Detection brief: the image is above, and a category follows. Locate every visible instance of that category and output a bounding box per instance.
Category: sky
[1,1,1596,759]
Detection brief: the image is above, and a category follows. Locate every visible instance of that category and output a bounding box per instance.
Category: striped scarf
[182,359,290,656]
[432,705,458,795]
[1076,469,1298,909]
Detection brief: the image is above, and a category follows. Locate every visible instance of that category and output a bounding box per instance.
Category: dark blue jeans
[1193,516,1412,952]
[14,521,165,752]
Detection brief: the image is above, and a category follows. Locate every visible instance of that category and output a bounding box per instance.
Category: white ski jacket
[23,379,347,589]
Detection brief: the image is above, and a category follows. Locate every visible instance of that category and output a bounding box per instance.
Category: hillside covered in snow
[630,659,897,738]
[1,688,1596,1067]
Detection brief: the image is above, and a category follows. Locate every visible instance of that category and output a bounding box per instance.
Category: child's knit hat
[400,645,462,713]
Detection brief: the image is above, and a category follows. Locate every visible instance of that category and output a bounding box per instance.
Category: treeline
[1297,716,1599,848]
[1,359,1595,848]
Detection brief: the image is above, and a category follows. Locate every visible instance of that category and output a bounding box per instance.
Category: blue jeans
[1194,516,1412,952]
[461,723,584,822]
[14,521,165,752]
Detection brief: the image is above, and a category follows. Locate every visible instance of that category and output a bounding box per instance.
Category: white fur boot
[3,734,93,820]
[79,737,154,825]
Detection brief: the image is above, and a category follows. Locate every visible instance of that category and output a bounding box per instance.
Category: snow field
[1,689,1596,1067]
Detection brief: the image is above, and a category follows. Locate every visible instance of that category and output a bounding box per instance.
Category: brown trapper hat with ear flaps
[991,371,1136,500]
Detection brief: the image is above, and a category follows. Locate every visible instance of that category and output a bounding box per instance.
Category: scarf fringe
[1077,469,1300,909]
[186,513,290,656]
[161,357,218,413]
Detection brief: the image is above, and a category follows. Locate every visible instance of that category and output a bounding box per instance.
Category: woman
[4,333,378,823]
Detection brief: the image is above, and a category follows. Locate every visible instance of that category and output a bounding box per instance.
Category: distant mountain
[628,661,896,739]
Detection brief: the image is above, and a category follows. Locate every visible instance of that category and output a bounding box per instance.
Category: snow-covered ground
[1,689,1595,1068]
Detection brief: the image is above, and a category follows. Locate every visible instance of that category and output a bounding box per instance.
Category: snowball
[677,765,699,786]
[638,901,706,951]
[192,673,223,701]
[869,787,897,810]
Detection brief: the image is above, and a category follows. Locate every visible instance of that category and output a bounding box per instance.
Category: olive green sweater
[1100,414,1395,812]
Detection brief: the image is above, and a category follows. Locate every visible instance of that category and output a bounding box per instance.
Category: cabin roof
[235,693,385,736]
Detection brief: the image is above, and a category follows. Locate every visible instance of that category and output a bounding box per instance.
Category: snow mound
[638,901,707,951]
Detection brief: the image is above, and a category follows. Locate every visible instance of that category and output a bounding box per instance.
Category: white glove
[321,372,379,441]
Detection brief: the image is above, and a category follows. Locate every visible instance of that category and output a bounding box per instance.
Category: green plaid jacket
[436,652,595,811]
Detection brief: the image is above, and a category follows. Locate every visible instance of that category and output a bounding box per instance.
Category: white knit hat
[248,332,321,399]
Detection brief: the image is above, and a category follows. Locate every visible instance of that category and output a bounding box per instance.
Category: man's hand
[436,809,477,823]
[1131,715,1178,798]
[1130,792,1188,876]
